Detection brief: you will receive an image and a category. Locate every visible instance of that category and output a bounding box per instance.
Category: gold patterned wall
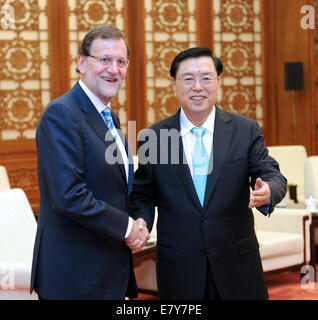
[0,0,50,140]
[0,0,315,209]
[68,0,128,132]
[144,0,264,127]
[144,0,197,126]
[213,0,264,125]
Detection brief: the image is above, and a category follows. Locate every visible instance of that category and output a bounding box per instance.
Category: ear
[77,55,87,74]
[216,76,222,96]
[171,78,177,95]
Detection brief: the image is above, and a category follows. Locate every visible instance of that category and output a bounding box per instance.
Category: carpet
[135,270,318,300]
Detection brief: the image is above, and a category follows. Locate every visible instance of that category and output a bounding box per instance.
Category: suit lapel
[164,109,203,211]
[72,82,112,145]
[71,82,128,186]
[112,112,132,188]
[203,107,232,209]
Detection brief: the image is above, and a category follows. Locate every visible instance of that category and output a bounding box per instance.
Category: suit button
[200,249,207,255]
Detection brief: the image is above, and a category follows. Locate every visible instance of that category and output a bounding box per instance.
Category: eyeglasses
[175,76,219,87]
[87,55,129,68]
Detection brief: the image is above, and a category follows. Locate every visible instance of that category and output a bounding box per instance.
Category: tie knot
[101,108,112,119]
[191,127,206,138]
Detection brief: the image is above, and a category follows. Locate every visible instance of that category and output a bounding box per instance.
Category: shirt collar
[79,80,110,113]
[180,106,216,137]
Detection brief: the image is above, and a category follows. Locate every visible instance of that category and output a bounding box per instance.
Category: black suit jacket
[30,82,137,299]
[130,107,286,299]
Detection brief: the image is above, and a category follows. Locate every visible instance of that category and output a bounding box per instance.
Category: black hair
[170,47,223,78]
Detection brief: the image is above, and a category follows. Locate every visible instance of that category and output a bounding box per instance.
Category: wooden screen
[0,0,50,139]
[213,0,264,125]
[0,0,316,211]
[0,0,50,209]
[144,0,197,126]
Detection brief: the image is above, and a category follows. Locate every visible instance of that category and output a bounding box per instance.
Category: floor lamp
[284,62,304,144]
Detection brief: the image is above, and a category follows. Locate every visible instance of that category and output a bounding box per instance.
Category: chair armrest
[253,207,311,234]
[305,156,318,199]
[254,208,311,265]
[0,165,10,192]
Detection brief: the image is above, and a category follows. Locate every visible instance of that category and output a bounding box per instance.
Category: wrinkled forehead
[90,37,128,58]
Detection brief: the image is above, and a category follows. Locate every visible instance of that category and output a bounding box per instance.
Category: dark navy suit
[130,107,287,299]
[30,82,137,299]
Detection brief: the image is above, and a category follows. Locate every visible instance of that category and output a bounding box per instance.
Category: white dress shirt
[180,106,216,177]
[79,80,132,238]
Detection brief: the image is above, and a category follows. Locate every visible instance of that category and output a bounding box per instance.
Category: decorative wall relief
[0,0,50,140]
[144,0,197,126]
[144,0,263,127]
[213,0,263,125]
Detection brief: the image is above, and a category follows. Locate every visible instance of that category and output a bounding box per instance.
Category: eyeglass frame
[174,75,220,87]
[87,54,129,68]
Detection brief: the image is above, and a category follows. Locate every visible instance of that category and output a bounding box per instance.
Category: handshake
[125,218,150,252]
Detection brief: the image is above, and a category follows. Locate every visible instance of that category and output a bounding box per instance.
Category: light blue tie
[101,107,117,141]
[192,127,209,207]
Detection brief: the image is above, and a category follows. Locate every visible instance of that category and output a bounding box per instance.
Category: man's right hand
[125,218,150,252]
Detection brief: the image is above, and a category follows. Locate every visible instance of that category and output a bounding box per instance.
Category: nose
[106,60,119,74]
[192,79,204,90]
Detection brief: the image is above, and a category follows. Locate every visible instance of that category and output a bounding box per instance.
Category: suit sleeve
[36,102,129,244]
[129,134,157,233]
[248,120,287,214]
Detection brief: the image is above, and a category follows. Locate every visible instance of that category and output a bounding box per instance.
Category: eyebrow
[91,54,127,60]
[180,72,216,77]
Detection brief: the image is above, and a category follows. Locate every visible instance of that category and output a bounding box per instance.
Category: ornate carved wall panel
[0,0,50,210]
[68,0,128,132]
[213,0,264,125]
[144,0,197,126]
[0,0,316,211]
[0,0,50,140]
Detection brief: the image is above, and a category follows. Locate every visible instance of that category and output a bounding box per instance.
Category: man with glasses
[130,47,286,299]
[30,25,149,300]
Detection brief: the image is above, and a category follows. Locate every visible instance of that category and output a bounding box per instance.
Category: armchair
[0,188,38,299]
[304,156,318,200]
[253,208,311,272]
[0,165,10,192]
[267,145,307,202]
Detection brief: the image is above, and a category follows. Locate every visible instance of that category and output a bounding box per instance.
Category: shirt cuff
[258,195,272,216]
[125,217,133,238]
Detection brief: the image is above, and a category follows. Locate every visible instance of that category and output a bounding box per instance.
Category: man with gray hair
[30,25,149,300]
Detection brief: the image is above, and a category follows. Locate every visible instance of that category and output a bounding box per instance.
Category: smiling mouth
[101,77,118,83]
[191,96,205,101]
